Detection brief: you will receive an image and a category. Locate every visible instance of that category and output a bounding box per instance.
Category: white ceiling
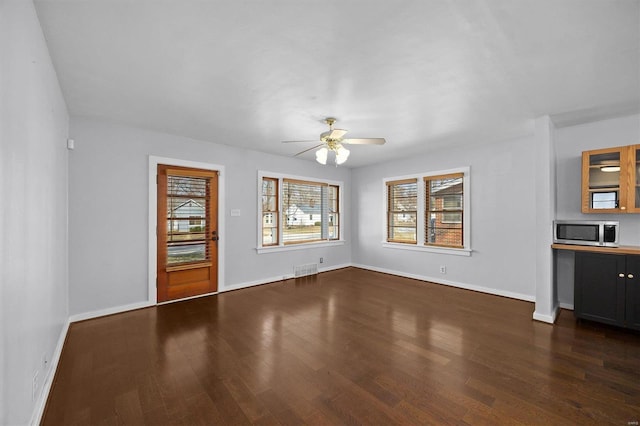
[34,0,640,167]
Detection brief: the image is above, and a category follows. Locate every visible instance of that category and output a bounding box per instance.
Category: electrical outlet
[439,265,446,274]
[320,257,324,264]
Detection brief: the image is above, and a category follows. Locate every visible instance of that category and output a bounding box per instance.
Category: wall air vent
[294,263,318,278]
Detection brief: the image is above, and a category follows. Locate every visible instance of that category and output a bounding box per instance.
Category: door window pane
[166,175,210,265]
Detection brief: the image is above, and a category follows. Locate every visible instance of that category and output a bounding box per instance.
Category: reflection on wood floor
[43,267,640,425]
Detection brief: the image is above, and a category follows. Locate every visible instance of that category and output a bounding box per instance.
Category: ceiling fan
[283,117,386,166]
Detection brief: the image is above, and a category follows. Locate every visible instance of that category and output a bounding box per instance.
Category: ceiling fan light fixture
[286,117,384,166]
[335,145,350,165]
[315,147,328,165]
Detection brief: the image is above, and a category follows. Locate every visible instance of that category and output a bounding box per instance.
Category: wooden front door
[157,165,218,303]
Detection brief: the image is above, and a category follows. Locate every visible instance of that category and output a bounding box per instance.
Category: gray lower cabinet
[574,252,640,331]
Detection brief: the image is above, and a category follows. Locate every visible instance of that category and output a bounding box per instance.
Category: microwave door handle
[599,225,604,245]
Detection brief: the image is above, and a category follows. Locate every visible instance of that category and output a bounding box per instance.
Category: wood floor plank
[42,267,640,425]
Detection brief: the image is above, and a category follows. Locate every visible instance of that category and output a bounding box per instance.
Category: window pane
[166,175,210,265]
[389,227,417,242]
[263,179,277,195]
[387,180,417,243]
[328,213,339,240]
[389,183,417,211]
[442,194,462,210]
[389,212,417,226]
[426,226,463,247]
[168,176,207,197]
[591,192,617,209]
[283,180,323,244]
[260,176,340,246]
[283,226,322,243]
[167,243,206,264]
[426,174,463,248]
[262,195,277,211]
[167,220,206,242]
[328,185,339,213]
[328,185,339,240]
[262,178,279,246]
[262,212,278,245]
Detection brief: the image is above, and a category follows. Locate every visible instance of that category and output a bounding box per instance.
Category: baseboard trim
[70,264,354,322]
[221,275,290,292]
[30,318,69,426]
[351,263,535,303]
[69,300,154,323]
[558,302,574,311]
[221,263,352,293]
[319,263,352,274]
[62,263,544,324]
[532,305,560,324]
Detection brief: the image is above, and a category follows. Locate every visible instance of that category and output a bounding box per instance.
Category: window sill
[257,240,345,254]
[382,242,472,257]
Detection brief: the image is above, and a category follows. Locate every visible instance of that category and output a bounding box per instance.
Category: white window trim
[257,171,345,253]
[382,167,471,256]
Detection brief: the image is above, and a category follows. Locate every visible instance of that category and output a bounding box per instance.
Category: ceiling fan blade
[294,143,324,157]
[329,129,348,139]
[342,138,386,145]
[282,140,321,144]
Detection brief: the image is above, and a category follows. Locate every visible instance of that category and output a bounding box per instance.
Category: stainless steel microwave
[553,220,619,247]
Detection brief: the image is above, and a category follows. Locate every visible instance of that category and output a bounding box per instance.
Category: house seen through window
[260,174,341,248]
[385,168,469,251]
[425,173,463,248]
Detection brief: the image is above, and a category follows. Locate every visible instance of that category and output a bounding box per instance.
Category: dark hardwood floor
[43,267,640,425]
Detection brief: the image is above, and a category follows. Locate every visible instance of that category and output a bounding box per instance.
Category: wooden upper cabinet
[582,144,640,214]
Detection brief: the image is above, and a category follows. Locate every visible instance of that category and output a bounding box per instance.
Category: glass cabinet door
[632,145,640,212]
[583,147,622,212]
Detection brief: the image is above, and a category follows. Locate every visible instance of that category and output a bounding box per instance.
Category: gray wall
[0,1,70,424]
[3,3,637,421]
[68,118,352,316]
[554,113,640,307]
[351,135,539,300]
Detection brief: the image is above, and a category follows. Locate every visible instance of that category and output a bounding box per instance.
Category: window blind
[387,178,418,243]
[283,179,325,244]
[166,175,210,264]
[425,173,463,248]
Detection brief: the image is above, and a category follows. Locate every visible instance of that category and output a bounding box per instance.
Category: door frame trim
[148,155,225,304]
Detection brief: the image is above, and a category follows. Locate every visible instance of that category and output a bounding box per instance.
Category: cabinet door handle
[619,273,625,278]
[628,274,634,279]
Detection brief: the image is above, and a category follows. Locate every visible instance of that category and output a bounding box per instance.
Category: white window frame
[382,167,471,256]
[257,171,345,253]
